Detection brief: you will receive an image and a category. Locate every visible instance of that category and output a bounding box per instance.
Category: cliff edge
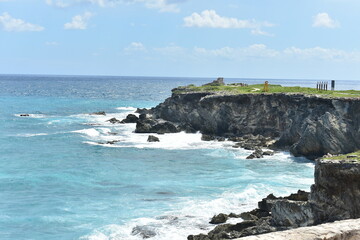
[136,91,360,159]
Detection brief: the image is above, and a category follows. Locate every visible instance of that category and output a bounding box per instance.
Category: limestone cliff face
[310,159,360,223]
[140,92,360,159]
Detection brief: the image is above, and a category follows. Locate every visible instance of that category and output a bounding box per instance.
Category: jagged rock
[263,151,274,156]
[202,77,225,87]
[240,212,259,221]
[209,213,228,224]
[246,149,264,159]
[201,134,216,141]
[106,140,120,144]
[90,111,106,115]
[107,117,121,124]
[258,194,279,212]
[285,190,309,201]
[147,135,160,142]
[271,200,314,227]
[311,159,360,223]
[131,226,156,239]
[20,114,30,117]
[121,114,139,123]
[142,92,360,159]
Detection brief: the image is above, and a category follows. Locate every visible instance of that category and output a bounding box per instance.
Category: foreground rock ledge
[238,218,360,240]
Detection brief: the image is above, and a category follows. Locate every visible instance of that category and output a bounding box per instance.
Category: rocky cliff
[136,92,360,159]
[188,158,360,239]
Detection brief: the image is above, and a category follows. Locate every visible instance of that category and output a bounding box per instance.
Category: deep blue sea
[0,75,358,240]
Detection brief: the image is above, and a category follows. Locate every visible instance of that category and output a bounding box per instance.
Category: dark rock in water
[121,114,139,123]
[136,108,149,114]
[107,117,121,124]
[147,135,160,142]
[108,132,118,135]
[246,148,264,159]
[20,114,30,117]
[187,234,210,240]
[228,213,241,218]
[263,150,274,156]
[136,119,179,134]
[90,111,106,115]
[131,226,156,239]
[106,140,120,144]
[201,134,216,141]
[209,213,228,224]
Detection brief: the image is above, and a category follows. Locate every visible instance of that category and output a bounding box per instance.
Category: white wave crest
[116,107,137,111]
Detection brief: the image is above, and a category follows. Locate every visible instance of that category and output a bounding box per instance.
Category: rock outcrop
[188,159,360,239]
[136,92,360,159]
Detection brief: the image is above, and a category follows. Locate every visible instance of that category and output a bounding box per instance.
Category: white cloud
[194,44,279,59]
[124,42,146,51]
[64,12,94,30]
[0,12,44,32]
[284,46,360,61]
[184,9,274,34]
[194,44,360,62]
[313,13,339,28]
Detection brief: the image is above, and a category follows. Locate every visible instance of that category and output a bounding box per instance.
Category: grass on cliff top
[323,151,360,161]
[174,84,360,98]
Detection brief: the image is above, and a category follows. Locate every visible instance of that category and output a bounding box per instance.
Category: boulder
[121,114,139,123]
[209,213,228,224]
[107,117,121,124]
[20,114,30,117]
[147,135,160,142]
[90,111,106,115]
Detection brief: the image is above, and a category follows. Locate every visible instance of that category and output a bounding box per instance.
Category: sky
[1,0,360,79]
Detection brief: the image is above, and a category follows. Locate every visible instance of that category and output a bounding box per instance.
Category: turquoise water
[2,75,355,240]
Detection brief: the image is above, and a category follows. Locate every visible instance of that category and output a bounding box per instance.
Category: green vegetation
[173,83,360,98]
[323,151,360,161]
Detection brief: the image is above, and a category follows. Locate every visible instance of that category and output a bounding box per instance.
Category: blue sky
[1,0,360,79]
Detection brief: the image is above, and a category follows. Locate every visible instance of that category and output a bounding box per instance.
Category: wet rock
[209,213,228,224]
[271,200,314,227]
[90,111,106,115]
[20,114,30,117]
[147,135,160,142]
[106,140,120,144]
[258,194,279,212]
[263,150,274,156]
[201,134,216,141]
[121,114,139,123]
[131,226,156,239]
[107,117,121,124]
[246,148,264,159]
[285,190,309,201]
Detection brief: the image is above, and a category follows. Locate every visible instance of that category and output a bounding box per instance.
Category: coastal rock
[246,148,264,159]
[107,117,121,124]
[121,114,139,123]
[136,118,179,134]
[20,114,30,117]
[147,135,160,142]
[310,159,360,223]
[140,92,360,159]
[271,200,314,227]
[90,111,106,115]
[131,226,156,239]
[209,213,228,224]
[201,134,216,141]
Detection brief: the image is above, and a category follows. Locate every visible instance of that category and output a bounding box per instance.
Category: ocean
[0,75,358,240]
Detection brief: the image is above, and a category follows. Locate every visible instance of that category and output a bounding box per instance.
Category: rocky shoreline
[187,158,360,239]
[118,81,360,239]
[133,89,360,160]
